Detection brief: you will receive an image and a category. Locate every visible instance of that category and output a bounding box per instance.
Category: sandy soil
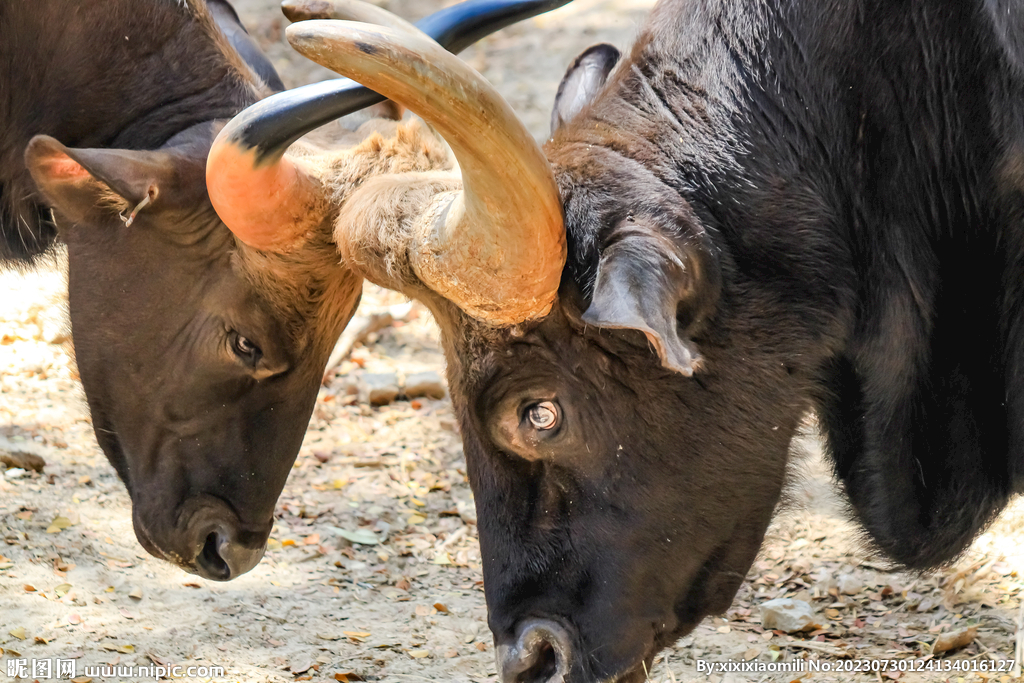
[3,1,1024,682]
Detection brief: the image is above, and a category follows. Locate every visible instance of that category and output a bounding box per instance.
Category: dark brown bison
[206,0,1024,680]
[3,0,566,581]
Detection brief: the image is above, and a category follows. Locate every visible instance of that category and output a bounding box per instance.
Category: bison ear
[25,135,186,227]
[581,224,720,376]
[550,43,620,135]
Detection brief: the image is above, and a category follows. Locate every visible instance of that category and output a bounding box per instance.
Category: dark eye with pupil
[528,401,558,430]
[232,334,261,363]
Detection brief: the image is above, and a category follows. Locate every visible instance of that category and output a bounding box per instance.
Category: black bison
[2,0,564,581]
[207,0,1024,680]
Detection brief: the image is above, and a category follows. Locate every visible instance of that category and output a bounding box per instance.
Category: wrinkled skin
[4,0,361,579]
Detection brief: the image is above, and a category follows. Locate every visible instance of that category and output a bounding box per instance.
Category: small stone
[403,371,446,400]
[836,573,863,595]
[360,373,400,406]
[1,451,45,472]
[759,598,821,633]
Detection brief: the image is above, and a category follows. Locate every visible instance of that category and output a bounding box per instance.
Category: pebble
[360,373,400,406]
[404,371,447,400]
[836,573,863,595]
[0,450,46,472]
[759,598,821,633]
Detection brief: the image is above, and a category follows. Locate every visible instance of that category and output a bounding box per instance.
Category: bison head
[243,18,839,682]
[23,123,364,580]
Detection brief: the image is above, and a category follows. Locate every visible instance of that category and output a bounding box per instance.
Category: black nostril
[197,531,231,580]
[519,639,557,682]
[498,620,571,683]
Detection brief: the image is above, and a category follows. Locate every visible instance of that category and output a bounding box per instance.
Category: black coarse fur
[326,3,1024,677]
[548,0,1024,571]
[0,0,263,264]
[398,1,1024,679]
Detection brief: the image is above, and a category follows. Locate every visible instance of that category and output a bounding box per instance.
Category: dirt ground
[3,1,1024,682]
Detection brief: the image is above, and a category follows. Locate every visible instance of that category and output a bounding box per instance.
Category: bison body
[265,0,1024,680]
[482,1,1024,678]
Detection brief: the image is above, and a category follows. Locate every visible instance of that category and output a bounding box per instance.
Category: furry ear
[25,135,195,228]
[581,224,720,376]
[550,43,620,135]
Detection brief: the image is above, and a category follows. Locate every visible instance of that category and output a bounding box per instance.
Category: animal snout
[192,525,265,581]
[497,619,572,683]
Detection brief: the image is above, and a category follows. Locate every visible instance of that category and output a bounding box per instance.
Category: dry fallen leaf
[337,529,380,545]
[45,515,74,534]
[932,625,977,654]
[9,627,26,640]
[433,603,449,614]
[290,658,314,674]
[128,588,143,600]
[409,649,430,659]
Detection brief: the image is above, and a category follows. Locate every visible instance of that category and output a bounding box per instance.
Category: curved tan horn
[282,0,423,35]
[287,21,566,324]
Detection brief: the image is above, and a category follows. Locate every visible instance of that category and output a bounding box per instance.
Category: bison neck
[0,0,259,264]
[561,0,1024,569]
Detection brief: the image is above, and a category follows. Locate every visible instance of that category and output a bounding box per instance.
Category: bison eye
[231,333,262,366]
[527,401,559,430]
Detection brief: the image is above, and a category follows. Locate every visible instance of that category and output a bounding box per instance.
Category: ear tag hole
[120,187,158,227]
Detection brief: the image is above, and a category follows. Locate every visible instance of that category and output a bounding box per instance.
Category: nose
[497,619,572,683]
[193,526,265,581]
